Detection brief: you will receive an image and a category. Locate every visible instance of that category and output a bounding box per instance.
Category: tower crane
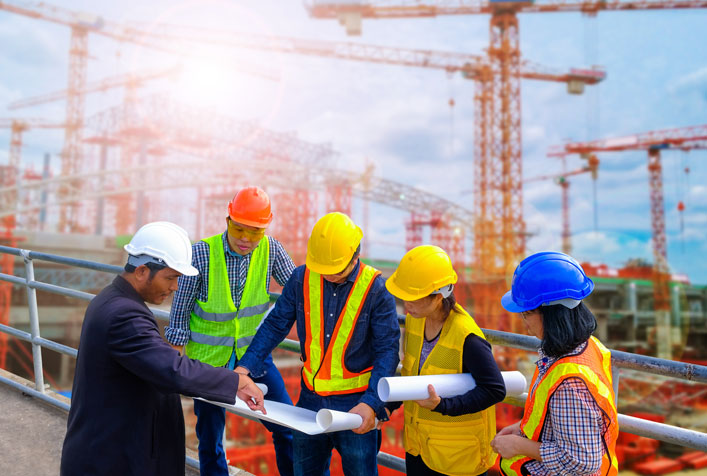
[524,155,598,254]
[0,118,64,369]
[118,24,604,265]
[304,0,707,357]
[4,67,179,234]
[0,1,275,232]
[549,124,707,359]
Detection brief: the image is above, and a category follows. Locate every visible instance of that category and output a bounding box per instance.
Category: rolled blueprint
[255,383,268,396]
[316,409,363,432]
[378,370,527,402]
[198,398,365,435]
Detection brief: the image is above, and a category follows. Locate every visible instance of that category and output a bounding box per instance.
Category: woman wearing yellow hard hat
[385,245,506,476]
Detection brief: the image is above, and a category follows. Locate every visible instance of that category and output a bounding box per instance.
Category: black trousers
[405,453,488,476]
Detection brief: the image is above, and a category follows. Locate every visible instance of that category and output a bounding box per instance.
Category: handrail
[0,246,706,471]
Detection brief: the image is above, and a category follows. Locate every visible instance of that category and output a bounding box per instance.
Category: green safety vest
[185,234,270,366]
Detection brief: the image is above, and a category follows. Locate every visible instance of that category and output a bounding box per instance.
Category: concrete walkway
[0,370,251,475]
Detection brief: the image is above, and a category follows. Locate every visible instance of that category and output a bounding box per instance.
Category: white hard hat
[124,222,198,276]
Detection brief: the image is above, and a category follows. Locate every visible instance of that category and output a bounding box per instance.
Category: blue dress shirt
[238,260,400,420]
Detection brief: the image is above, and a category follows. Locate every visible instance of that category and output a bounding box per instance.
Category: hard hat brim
[384,278,423,302]
[172,263,199,277]
[305,258,348,275]
[501,290,530,313]
[228,214,272,228]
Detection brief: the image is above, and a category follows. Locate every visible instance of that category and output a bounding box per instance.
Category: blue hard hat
[501,251,594,313]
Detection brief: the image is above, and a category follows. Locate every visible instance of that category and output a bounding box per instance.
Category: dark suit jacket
[60,276,239,475]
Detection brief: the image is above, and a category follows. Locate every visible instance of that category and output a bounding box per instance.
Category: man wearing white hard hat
[60,222,266,476]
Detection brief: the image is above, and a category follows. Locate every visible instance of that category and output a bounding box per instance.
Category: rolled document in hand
[316,409,363,432]
[378,370,527,402]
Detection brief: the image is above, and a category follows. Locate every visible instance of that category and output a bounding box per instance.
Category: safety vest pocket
[401,353,416,375]
[425,432,481,475]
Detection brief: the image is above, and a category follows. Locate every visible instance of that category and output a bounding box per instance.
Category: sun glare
[173,59,239,106]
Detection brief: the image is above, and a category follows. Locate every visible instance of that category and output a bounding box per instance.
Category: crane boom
[8,66,180,110]
[549,124,707,155]
[123,24,605,85]
[306,0,707,18]
[550,126,706,359]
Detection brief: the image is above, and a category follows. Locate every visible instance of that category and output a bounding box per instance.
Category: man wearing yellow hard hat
[237,212,400,476]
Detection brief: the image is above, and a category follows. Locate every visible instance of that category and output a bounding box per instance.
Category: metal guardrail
[0,245,706,474]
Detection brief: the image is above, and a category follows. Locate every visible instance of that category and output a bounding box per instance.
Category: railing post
[21,249,45,393]
[612,363,619,406]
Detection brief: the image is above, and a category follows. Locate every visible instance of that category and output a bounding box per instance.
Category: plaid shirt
[165,232,295,346]
[524,342,608,476]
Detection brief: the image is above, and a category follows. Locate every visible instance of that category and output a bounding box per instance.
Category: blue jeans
[293,427,379,476]
[194,356,294,476]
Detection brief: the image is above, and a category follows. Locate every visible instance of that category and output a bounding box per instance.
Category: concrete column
[624,281,637,343]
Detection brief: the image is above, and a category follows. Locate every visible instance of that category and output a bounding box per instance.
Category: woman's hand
[414,384,441,410]
[496,420,521,437]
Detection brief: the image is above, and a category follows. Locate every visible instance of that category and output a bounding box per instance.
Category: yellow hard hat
[386,245,458,301]
[306,212,363,275]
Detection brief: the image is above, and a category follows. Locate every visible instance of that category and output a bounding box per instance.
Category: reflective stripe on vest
[302,263,379,396]
[185,234,270,366]
[499,337,619,476]
[402,305,497,475]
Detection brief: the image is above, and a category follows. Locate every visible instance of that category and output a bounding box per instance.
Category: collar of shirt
[322,259,361,289]
[535,340,588,377]
[221,231,251,259]
[344,259,360,284]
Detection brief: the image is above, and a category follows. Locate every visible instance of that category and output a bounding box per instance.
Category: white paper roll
[199,398,368,435]
[255,383,268,396]
[316,409,363,432]
[378,371,527,402]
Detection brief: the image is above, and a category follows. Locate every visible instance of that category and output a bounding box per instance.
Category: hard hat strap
[542,298,581,309]
[431,284,454,298]
[127,254,167,269]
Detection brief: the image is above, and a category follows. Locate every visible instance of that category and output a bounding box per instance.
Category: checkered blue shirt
[165,232,295,346]
[524,342,608,476]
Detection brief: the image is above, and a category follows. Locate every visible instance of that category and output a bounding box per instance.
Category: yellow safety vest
[402,305,497,476]
[302,263,380,395]
[499,336,619,476]
[185,234,270,366]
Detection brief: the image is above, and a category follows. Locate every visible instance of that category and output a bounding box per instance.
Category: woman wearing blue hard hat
[490,251,619,476]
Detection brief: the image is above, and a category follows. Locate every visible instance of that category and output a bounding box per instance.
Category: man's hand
[349,402,376,434]
[415,384,441,410]
[170,344,183,355]
[236,374,267,414]
[234,365,250,375]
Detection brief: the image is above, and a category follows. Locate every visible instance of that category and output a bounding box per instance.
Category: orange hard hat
[228,186,273,228]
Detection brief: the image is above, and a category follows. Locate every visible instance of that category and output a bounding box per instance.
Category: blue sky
[1,1,706,283]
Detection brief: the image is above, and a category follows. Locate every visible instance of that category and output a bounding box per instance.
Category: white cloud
[667,67,707,94]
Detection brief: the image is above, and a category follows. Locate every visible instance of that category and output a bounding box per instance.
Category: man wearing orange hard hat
[166,186,295,476]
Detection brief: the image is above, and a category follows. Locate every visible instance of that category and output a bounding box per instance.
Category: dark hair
[441,292,457,320]
[124,261,167,280]
[539,302,597,358]
[423,289,458,320]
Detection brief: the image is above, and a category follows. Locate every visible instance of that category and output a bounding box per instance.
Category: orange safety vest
[302,263,380,396]
[499,336,619,476]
